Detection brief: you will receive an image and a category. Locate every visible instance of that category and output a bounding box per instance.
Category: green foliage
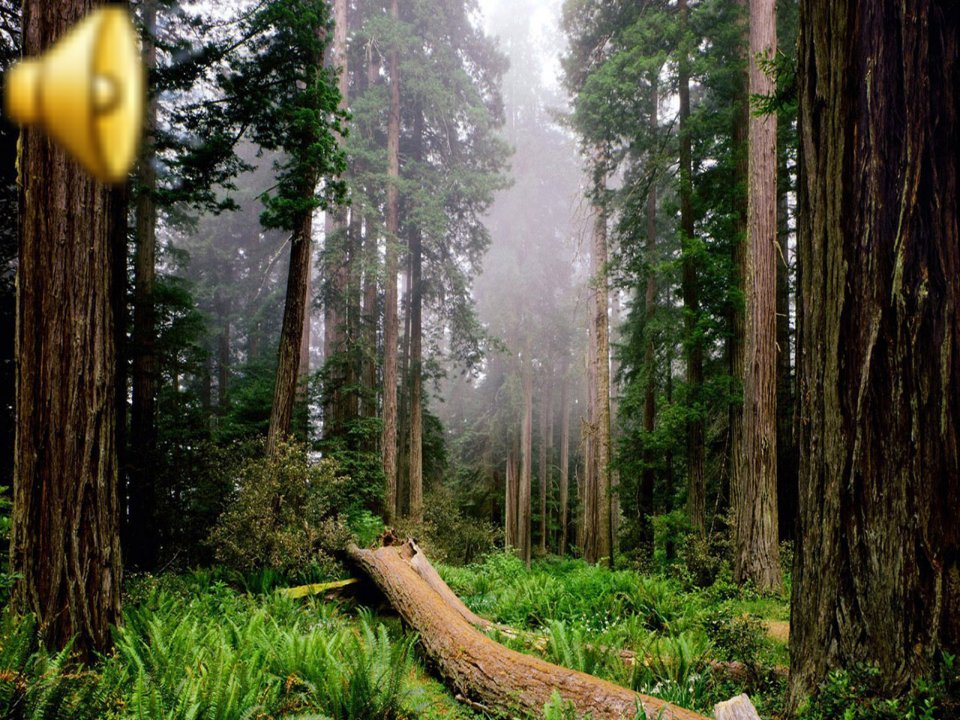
[795,655,960,720]
[0,485,15,604]
[701,605,766,668]
[207,442,351,577]
[0,611,118,719]
[651,511,692,568]
[0,583,429,720]
[396,485,500,566]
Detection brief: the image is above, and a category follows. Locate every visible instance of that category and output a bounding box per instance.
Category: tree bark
[790,0,960,706]
[735,0,781,592]
[360,45,381,425]
[678,0,705,537]
[129,0,158,571]
[729,0,749,528]
[505,450,518,549]
[348,540,709,720]
[538,381,550,554]
[12,0,123,659]
[559,382,571,556]
[582,323,597,561]
[642,78,659,542]
[408,105,425,524]
[591,169,613,566]
[519,361,534,565]
[381,0,401,523]
[775,153,796,542]
[321,0,349,436]
[267,213,314,452]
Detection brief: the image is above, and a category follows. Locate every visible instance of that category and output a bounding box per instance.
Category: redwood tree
[12,0,123,659]
[262,1,345,452]
[381,0,401,522]
[129,0,159,571]
[734,0,780,591]
[790,0,959,705]
[678,0,705,536]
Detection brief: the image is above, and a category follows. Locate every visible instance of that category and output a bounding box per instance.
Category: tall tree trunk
[505,450,518,549]
[408,104,425,524]
[519,361,534,566]
[559,381,571,556]
[609,290,620,556]
[267,13,329,453]
[381,0,401,522]
[641,78,659,543]
[735,0,781,592]
[361,215,379,422]
[789,0,960,706]
[729,0,749,528]
[217,295,231,415]
[267,211,314,452]
[129,0,158,571]
[775,153,796,542]
[591,166,613,566]
[582,303,597,562]
[321,0,349,436]
[538,382,550,554]
[12,0,123,659]
[361,44,381,425]
[678,0,705,536]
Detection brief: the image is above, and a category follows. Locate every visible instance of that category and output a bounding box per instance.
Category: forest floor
[0,552,793,719]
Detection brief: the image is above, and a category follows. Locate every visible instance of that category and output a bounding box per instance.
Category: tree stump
[714,694,762,720]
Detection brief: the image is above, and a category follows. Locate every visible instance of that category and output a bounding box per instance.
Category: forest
[0,0,957,718]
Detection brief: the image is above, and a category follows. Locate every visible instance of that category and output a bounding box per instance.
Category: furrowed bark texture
[13,0,123,659]
[381,0,401,522]
[790,0,960,705]
[735,0,781,591]
[347,540,708,720]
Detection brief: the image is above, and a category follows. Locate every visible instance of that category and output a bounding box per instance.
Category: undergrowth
[441,551,790,715]
[0,574,469,720]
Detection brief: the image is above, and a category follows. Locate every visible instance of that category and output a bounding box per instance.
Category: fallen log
[347,539,710,720]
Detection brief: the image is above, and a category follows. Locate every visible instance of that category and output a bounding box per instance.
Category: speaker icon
[5,8,145,184]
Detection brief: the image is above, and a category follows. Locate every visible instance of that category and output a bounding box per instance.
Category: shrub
[394,485,500,565]
[207,441,351,576]
[701,605,766,668]
[651,510,691,568]
[795,656,960,720]
[678,532,728,589]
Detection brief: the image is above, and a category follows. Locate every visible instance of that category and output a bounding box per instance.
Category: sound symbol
[5,8,145,184]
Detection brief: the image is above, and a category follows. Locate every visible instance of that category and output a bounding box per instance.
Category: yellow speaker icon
[5,8,144,184]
